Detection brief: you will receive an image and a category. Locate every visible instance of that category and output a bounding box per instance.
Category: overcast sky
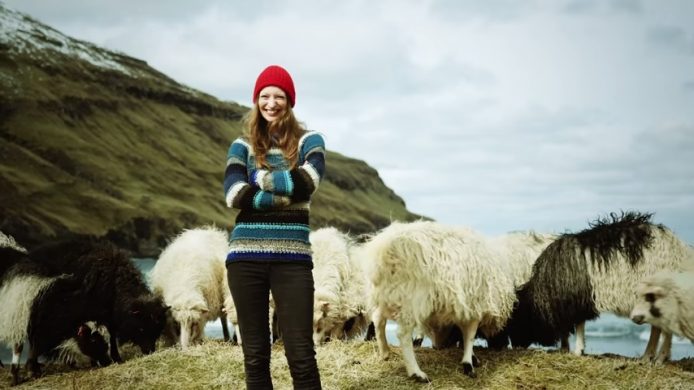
[4,0,694,243]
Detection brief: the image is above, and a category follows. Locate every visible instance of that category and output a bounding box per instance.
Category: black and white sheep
[363,221,528,381]
[150,227,233,349]
[0,254,111,385]
[27,237,168,362]
[509,211,693,362]
[631,270,694,343]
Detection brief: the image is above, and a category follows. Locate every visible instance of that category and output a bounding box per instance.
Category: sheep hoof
[463,362,476,378]
[26,360,43,378]
[409,373,430,383]
[655,356,670,364]
[472,355,480,367]
[10,366,22,386]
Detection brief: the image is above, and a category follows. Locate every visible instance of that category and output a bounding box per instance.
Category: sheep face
[630,284,672,329]
[313,301,339,345]
[119,296,168,354]
[53,321,112,367]
[75,322,112,366]
[172,303,210,349]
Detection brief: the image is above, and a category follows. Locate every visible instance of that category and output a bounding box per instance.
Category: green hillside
[0,5,423,255]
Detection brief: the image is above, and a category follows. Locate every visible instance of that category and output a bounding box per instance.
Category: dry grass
[2,340,693,389]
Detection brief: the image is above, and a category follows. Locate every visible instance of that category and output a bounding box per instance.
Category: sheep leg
[235,324,243,345]
[221,313,231,342]
[412,334,424,347]
[397,321,429,382]
[364,322,375,341]
[372,307,391,360]
[573,322,585,356]
[11,343,23,386]
[560,333,570,352]
[641,325,661,361]
[655,331,672,363]
[109,336,123,363]
[459,320,480,378]
[26,344,43,379]
[485,329,510,351]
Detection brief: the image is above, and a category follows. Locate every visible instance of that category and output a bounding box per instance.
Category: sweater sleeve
[224,139,290,210]
[250,132,326,201]
[290,132,326,202]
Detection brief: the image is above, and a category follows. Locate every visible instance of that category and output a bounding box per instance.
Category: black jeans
[227,261,321,390]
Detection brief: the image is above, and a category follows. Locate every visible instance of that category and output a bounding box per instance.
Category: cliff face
[0,5,423,256]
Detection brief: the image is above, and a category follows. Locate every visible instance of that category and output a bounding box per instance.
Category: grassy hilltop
[0,4,422,255]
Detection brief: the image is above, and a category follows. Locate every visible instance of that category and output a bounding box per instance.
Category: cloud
[3,0,694,243]
[647,25,694,54]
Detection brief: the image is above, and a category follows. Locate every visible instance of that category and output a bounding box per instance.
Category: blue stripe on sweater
[299,133,324,160]
[226,252,312,263]
[232,228,309,241]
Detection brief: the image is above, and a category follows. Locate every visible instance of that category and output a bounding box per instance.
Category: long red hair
[244,103,305,169]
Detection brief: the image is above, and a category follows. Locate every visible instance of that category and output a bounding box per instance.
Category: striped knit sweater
[223,130,326,264]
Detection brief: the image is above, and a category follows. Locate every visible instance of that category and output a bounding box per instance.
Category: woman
[223,65,325,390]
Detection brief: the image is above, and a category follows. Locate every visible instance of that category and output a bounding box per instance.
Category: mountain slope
[0,4,423,256]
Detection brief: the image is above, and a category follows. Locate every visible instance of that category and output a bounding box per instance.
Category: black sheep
[28,237,168,362]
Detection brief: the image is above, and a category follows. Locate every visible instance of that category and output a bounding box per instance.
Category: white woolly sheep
[309,227,353,345]
[432,229,557,350]
[511,211,693,362]
[631,270,694,343]
[339,244,372,340]
[150,226,234,349]
[363,220,539,381]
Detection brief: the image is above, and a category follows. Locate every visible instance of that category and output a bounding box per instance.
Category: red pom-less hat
[253,65,296,107]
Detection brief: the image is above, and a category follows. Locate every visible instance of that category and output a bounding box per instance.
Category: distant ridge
[0,3,423,256]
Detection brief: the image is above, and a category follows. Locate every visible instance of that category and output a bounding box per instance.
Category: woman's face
[257,86,288,123]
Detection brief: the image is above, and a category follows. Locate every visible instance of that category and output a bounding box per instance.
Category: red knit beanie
[253,65,296,107]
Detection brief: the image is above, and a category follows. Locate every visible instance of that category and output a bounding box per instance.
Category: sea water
[2,259,692,364]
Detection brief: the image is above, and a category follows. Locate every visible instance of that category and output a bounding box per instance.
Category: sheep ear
[77,324,88,337]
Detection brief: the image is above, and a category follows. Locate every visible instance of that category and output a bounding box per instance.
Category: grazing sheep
[310,227,352,345]
[339,244,372,340]
[631,271,694,343]
[28,237,168,363]
[151,227,232,349]
[510,211,693,362]
[308,227,372,346]
[363,221,519,381]
[0,259,111,385]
